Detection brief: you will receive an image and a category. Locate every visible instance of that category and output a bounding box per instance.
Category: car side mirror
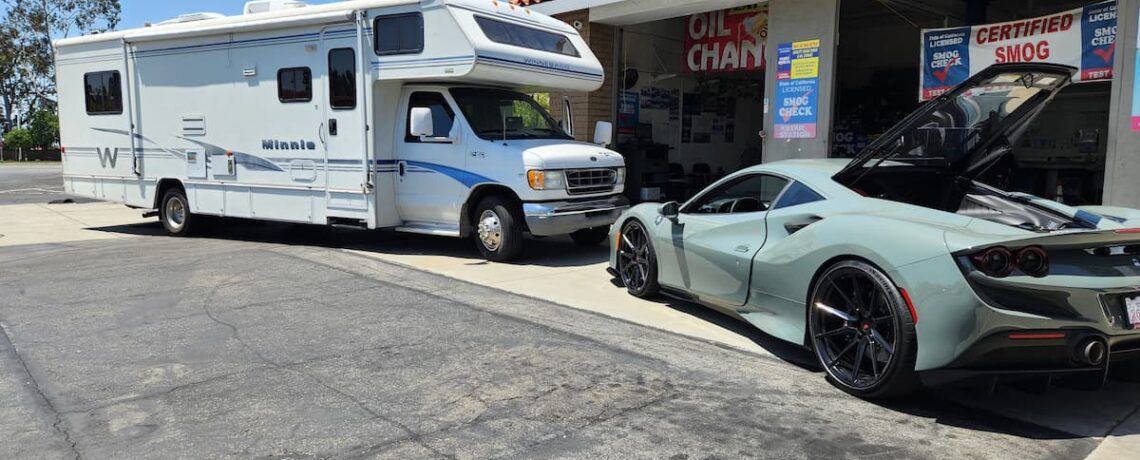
[659,201,679,220]
[594,121,613,146]
[410,107,434,138]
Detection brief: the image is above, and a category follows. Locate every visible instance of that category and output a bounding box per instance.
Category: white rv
[55,0,627,261]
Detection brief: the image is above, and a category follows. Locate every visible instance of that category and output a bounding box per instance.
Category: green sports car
[607,63,1140,398]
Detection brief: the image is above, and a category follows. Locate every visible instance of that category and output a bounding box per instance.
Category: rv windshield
[450,88,572,141]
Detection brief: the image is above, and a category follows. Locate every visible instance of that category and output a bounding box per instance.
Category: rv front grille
[565,168,616,195]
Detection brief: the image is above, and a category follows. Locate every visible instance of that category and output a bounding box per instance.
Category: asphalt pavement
[0,164,1127,459]
[0,163,91,205]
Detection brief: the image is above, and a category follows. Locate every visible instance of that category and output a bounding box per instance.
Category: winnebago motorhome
[55,0,626,261]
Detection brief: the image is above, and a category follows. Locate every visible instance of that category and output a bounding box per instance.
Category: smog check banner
[920,0,1117,101]
[773,40,820,139]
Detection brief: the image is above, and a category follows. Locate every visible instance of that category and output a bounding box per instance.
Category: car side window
[405,92,455,143]
[773,181,825,210]
[684,174,790,214]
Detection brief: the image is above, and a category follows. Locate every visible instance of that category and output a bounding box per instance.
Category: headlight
[614,167,626,185]
[527,169,565,190]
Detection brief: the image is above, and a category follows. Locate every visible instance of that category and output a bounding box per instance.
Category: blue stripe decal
[373,159,495,188]
[1075,210,1104,226]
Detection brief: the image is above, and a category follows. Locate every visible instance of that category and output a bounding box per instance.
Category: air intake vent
[244,0,309,15]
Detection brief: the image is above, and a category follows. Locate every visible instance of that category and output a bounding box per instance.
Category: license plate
[1127,296,1140,326]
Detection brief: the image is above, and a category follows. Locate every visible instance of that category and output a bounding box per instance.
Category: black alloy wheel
[617,220,659,297]
[808,260,918,398]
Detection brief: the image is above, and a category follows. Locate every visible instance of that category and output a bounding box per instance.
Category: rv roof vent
[156,12,226,26]
[243,0,309,15]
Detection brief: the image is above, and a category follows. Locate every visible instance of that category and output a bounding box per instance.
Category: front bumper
[523,194,630,236]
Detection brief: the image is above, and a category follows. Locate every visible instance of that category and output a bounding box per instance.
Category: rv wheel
[474,196,522,262]
[160,188,195,237]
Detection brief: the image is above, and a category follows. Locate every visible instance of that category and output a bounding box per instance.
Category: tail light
[970,246,1014,277]
[1015,246,1049,277]
[970,246,1050,277]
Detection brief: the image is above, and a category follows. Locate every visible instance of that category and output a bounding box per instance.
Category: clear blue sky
[118,0,338,29]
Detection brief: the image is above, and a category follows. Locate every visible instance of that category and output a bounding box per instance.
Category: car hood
[834,63,1076,185]
[515,140,625,170]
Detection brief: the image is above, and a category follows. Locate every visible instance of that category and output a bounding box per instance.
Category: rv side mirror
[594,121,613,146]
[410,107,435,138]
[659,201,679,220]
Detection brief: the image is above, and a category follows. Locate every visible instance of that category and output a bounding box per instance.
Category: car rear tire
[616,220,660,298]
[570,227,609,246]
[159,187,194,237]
[808,260,919,399]
[474,196,523,262]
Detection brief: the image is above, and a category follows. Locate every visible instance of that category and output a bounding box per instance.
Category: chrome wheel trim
[165,195,186,231]
[617,223,649,291]
[477,209,503,252]
[810,266,901,391]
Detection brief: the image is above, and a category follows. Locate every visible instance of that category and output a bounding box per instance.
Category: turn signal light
[970,246,1014,277]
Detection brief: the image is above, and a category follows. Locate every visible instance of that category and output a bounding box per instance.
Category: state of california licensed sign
[920,0,1117,101]
[773,39,820,139]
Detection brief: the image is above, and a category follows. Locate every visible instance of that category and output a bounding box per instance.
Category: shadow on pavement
[88,217,609,268]
[89,217,1140,442]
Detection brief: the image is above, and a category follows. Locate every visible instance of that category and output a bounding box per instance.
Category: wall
[548,9,616,144]
[618,17,765,173]
[762,0,840,162]
[1105,0,1140,208]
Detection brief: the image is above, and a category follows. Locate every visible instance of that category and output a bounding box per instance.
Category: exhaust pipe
[1077,339,1107,366]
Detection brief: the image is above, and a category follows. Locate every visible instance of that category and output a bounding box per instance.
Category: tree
[27,108,58,149]
[0,0,120,127]
[3,126,32,149]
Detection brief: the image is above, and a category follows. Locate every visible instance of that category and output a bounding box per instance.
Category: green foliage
[28,109,59,149]
[3,127,33,149]
[0,0,121,128]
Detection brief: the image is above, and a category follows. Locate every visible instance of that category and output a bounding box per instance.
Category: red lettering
[1060,14,1073,31]
[995,41,1050,63]
[1037,40,1050,60]
[1047,16,1059,33]
[1000,24,1012,41]
[976,28,988,44]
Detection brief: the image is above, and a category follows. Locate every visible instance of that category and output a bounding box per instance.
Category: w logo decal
[97,148,119,168]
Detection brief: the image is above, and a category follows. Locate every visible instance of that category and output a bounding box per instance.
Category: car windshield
[450,88,572,141]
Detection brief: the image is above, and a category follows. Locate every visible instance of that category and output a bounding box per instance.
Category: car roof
[733,159,856,198]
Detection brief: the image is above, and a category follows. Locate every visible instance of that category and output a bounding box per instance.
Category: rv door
[320,26,370,212]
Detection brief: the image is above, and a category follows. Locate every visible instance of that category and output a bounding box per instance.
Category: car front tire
[616,220,660,298]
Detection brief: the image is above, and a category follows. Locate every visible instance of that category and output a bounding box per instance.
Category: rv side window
[405,92,454,142]
[277,67,312,103]
[474,16,580,58]
[84,71,123,115]
[374,13,423,56]
[328,48,356,109]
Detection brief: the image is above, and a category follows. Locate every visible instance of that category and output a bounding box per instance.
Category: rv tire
[160,187,195,237]
[473,196,522,262]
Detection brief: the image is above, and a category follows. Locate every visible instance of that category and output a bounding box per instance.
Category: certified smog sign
[773,40,820,139]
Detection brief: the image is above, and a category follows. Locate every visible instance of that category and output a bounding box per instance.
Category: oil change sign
[773,39,820,139]
[920,0,1117,101]
[684,4,767,73]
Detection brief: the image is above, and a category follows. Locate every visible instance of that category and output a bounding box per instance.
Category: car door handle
[734,245,751,253]
[784,216,823,234]
[398,161,406,177]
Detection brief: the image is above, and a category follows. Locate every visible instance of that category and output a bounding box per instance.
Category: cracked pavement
[0,230,1108,459]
